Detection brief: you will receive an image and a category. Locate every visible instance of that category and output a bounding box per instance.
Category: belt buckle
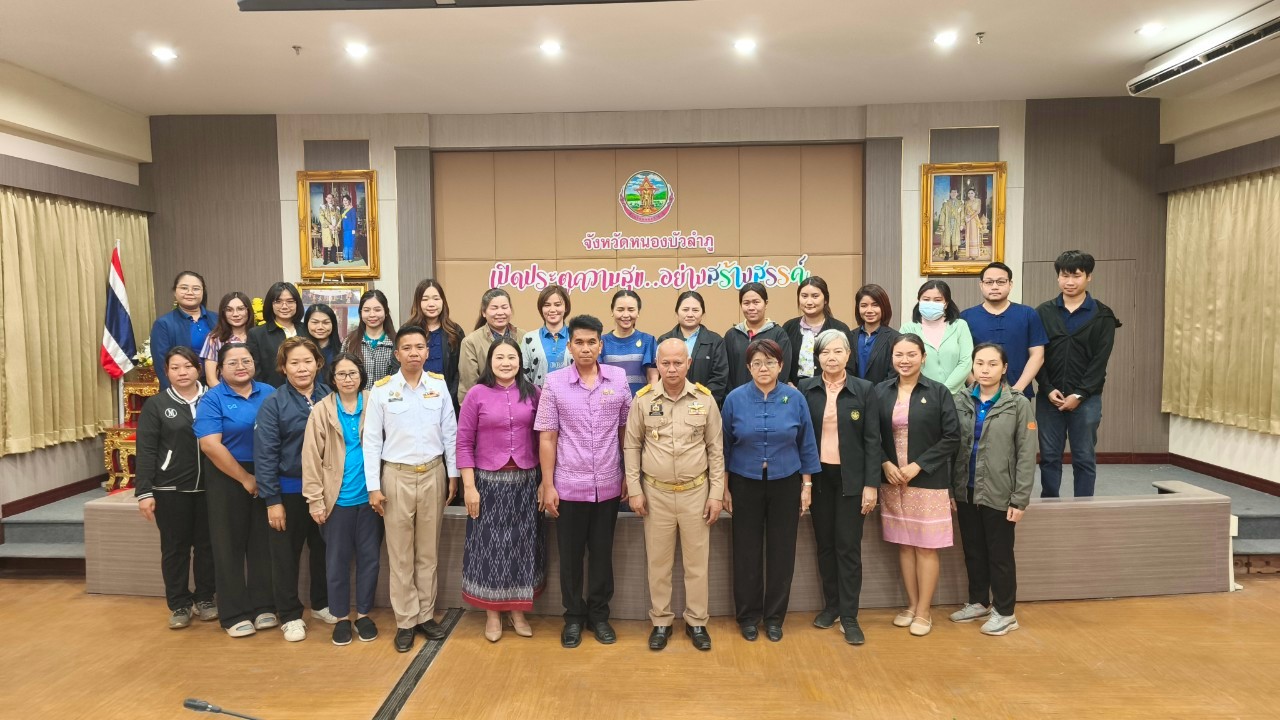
[414,464,427,473]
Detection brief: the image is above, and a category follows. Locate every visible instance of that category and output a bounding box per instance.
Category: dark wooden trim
[0,153,152,213]
[0,558,85,575]
[1045,452,1172,465]
[1,475,104,519]
[1158,134,1280,194]
[1170,454,1280,499]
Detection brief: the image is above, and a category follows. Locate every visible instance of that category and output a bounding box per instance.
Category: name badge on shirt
[603,389,615,396]
[649,402,664,417]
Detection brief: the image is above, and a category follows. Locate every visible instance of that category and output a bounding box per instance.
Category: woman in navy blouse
[721,338,820,643]
[194,342,276,638]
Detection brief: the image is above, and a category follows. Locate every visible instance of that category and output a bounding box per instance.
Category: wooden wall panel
[554,149,616,259]
[614,148,679,258]
[303,140,369,172]
[494,151,556,261]
[432,152,496,261]
[1159,134,1280,192]
[793,254,862,324]
[800,144,860,256]
[555,257,618,323]
[395,147,434,311]
[739,146,802,257]
[674,146,739,258]
[1,154,150,213]
[863,137,902,310]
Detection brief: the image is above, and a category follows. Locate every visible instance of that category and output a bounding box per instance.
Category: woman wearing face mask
[459,288,522,402]
[343,290,398,390]
[151,270,214,390]
[657,290,728,406]
[248,281,303,387]
[601,290,658,396]
[724,282,793,393]
[874,334,960,638]
[852,284,900,383]
[898,280,973,393]
[783,277,853,386]
[949,343,1035,637]
[521,284,572,388]
[302,303,343,367]
[201,291,253,387]
[405,279,465,405]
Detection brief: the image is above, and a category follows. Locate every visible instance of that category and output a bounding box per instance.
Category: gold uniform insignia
[374,376,392,387]
[635,385,654,398]
[424,390,440,400]
[694,383,712,396]
[427,371,444,380]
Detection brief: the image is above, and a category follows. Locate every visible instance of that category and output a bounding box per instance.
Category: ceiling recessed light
[345,42,369,58]
[1137,22,1165,37]
[540,40,562,56]
[151,47,177,62]
[734,38,757,55]
[934,31,958,47]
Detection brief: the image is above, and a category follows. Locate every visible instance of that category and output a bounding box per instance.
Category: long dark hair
[343,290,397,355]
[476,337,537,403]
[262,282,302,327]
[301,303,343,357]
[406,278,463,351]
[210,291,253,343]
[795,276,832,320]
[855,283,893,327]
[910,280,961,323]
[474,288,513,331]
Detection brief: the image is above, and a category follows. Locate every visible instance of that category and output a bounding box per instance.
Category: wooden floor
[3,577,1278,719]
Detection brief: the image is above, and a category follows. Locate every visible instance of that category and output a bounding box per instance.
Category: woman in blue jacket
[150,270,214,390]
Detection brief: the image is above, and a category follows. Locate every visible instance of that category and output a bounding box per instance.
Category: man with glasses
[960,262,1047,399]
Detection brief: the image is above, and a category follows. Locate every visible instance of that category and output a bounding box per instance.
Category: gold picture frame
[296,282,368,344]
[920,161,1006,276]
[298,169,379,280]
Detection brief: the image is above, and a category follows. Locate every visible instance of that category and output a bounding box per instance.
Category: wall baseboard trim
[1,475,105,520]
[1169,454,1280,499]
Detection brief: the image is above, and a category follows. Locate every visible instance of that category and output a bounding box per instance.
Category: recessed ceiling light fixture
[345,42,369,58]
[934,31,958,47]
[540,40,562,56]
[152,47,178,62]
[1136,22,1165,37]
[734,38,757,55]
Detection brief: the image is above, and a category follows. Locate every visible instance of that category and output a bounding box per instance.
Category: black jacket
[873,374,961,492]
[723,322,793,392]
[247,323,290,388]
[782,316,854,384]
[657,325,729,406]
[854,325,900,384]
[799,373,882,494]
[135,387,207,500]
[1034,295,1121,400]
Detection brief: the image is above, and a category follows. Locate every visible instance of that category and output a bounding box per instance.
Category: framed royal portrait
[297,282,367,343]
[920,162,1006,276]
[298,170,379,280]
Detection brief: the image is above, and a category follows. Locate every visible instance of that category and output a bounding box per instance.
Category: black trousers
[730,472,801,627]
[323,503,384,617]
[810,463,866,623]
[153,491,216,611]
[557,497,619,624]
[267,493,329,623]
[205,463,274,629]
[956,488,1018,615]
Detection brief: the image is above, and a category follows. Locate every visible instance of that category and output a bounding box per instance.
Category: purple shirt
[456,382,541,472]
[534,363,632,502]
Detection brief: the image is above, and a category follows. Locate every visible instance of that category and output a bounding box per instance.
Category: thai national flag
[100,243,136,379]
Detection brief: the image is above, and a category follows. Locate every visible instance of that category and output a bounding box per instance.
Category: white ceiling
[0,0,1265,116]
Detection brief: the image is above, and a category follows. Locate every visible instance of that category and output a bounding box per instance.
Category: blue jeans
[1037,394,1103,498]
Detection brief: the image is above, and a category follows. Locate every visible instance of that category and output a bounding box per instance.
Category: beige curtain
[0,186,155,456]
[1163,169,1280,435]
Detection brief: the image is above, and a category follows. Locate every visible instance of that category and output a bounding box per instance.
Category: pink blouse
[456,382,541,471]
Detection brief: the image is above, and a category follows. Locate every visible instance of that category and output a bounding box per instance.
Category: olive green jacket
[951,385,1036,511]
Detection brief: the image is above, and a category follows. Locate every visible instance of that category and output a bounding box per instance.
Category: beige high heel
[508,614,533,638]
[484,619,503,643]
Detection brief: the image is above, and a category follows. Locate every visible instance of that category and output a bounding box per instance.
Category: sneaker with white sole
[949,603,991,623]
[254,612,279,630]
[980,611,1019,636]
[226,620,256,638]
[282,619,307,642]
[195,600,219,622]
[169,607,193,629]
[312,607,340,625]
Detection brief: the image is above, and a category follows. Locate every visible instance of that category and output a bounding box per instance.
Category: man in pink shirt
[535,314,633,648]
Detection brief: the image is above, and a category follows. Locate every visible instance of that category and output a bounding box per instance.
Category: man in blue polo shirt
[961,262,1048,399]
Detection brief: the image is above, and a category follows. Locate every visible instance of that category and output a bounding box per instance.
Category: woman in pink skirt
[874,334,960,637]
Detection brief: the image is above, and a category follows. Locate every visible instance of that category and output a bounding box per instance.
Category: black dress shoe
[842,620,865,646]
[648,626,671,650]
[686,625,712,651]
[813,608,839,629]
[765,623,783,642]
[592,621,617,645]
[561,622,583,648]
[394,627,415,653]
[740,624,759,642]
[417,619,447,641]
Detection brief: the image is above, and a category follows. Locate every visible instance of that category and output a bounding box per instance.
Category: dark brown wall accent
[396,148,434,313]
[1158,134,1280,193]
[303,140,369,172]
[862,138,902,316]
[927,127,1000,311]
[1024,97,1168,454]
[0,154,151,212]
[141,115,283,312]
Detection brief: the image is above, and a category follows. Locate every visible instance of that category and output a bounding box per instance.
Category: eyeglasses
[334,371,360,380]
[176,285,202,293]
[980,279,1010,287]
[273,298,297,306]
[748,360,780,371]
[223,359,253,369]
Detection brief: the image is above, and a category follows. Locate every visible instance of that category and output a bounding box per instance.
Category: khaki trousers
[382,458,446,629]
[642,480,711,627]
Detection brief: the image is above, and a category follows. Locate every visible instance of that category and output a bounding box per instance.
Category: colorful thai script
[489,256,811,294]
[581,230,715,254]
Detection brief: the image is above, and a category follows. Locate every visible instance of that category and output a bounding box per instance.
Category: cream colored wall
[1170,417,1280,485]
[1162,74,1280,162]
[0,438,104,508]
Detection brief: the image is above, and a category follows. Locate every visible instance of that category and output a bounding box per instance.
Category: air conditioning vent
[1128,2,1280,98]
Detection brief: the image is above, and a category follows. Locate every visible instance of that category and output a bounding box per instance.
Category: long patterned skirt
[880,484,954,549]
[461,467,546,611]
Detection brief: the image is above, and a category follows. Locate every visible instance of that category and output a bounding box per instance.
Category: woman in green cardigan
[898,280,972,393]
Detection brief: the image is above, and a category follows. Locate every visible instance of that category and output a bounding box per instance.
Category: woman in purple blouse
[458,337,546,642]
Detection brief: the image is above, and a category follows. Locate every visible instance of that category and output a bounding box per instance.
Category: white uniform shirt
[362,370,458,492]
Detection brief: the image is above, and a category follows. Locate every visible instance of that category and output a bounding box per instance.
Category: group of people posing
[135,249,1118,651]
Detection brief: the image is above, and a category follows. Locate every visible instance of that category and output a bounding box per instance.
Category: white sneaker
[253,612,279,630]
[312,607,341,625]
[282,619,307,642]
[949,603,991,623]
[225,620,256,638]
[980,611,1019,636]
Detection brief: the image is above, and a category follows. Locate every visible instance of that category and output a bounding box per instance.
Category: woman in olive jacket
[949,343,1036,637]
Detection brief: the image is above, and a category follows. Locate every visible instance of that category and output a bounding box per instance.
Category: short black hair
[163,346,202,374]
[328,351,368,389]
[674,290,705,313]
[173,270,208,307]
[979,262,1013,282]
[972,342,1008,364]
[567,314,603,339]
[911,280,961,323]
[892,333,927,356]
[1054,250,1095,276]
[739,282,768,303]
[395,324,428,347]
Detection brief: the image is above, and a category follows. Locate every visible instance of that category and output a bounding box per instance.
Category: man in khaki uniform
[624,338,725,651]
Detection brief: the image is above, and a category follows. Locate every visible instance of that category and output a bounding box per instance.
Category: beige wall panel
[675,147,740,259]
[555,149,616,259]
[433,152,496,261]
[621,256,681,336]
[438,259,556,336]
[494,151,557,261]
[702,288,744,338]
[614,148,680,258]
[794,254,863,324]
[800,144,861,256]
[556,258,619,324]
[740,146,802,256]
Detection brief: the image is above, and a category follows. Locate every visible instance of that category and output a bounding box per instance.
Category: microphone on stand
[182,698,263,720]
